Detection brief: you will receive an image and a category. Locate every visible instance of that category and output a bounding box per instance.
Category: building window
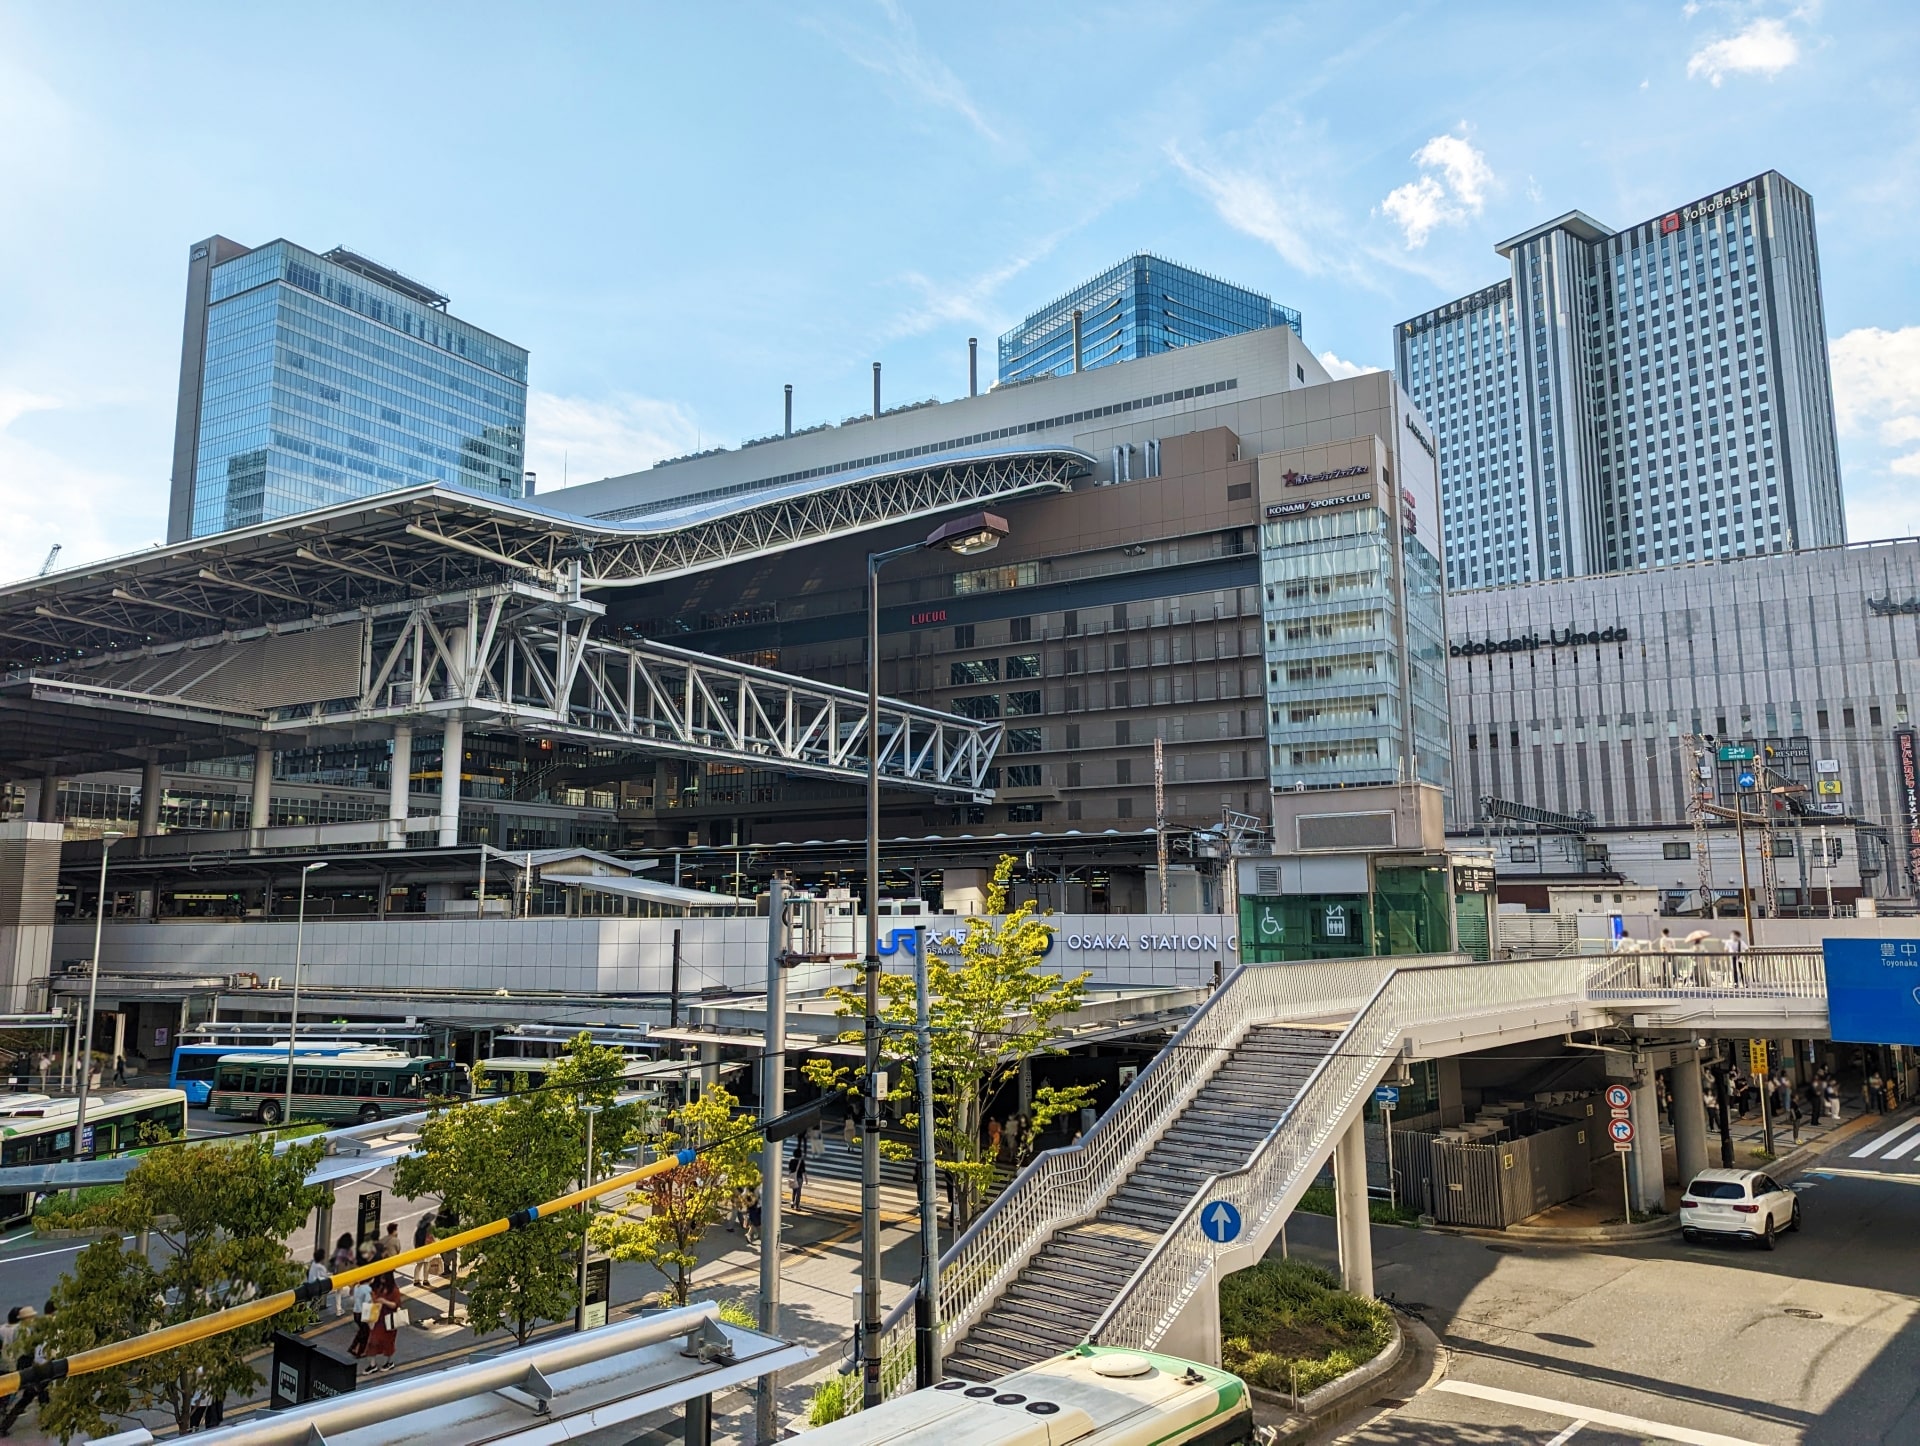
[1663,841,1691,859]
[951,659,999,685]
[1117,798,1133,819]
[1844,706,1856,728]
[1066,762,1083,787]
[1007,803,1044,823]
[1007,691,1042,716]
[1870,704,1883,726]
[1007,728,1042,753]
[1115,720,1131,745]
[952,694,1000,719]
[1817,708,1829,730]
[1116,760,1133,785]
[1067,800,1083,820]
[953,624,975,648]
[1006,766,1042,788]
[1007,653,1041,679]
[1509,844,1537,862]
[1009,616,1032,642]
[1065,724,1081,749]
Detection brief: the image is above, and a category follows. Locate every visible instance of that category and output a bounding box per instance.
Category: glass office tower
[1395,171,1844,587]
[167,237,528,541]
[998,253,1302,384]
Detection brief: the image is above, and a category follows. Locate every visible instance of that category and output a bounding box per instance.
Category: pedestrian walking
[789,1145,807,1211]
[111,1055,127,1087]
[745,1194,762,1244]
[346,1279,374,1358]
[0,1306,44,1435]
[306,1248,330,1295]
[413,1215,438,1283]
[1726,929,1747,985]
[1868,1071,1885,1115]
[34,1052,50,1092]
[353,1273,405,1375]
[1655,928,1678,986]
[329,1233,357,1316]
[842,1111,857,1153]
[986,1117,1003,1163]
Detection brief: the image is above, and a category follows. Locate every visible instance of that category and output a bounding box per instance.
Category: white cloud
[1829,326,1920,541]
[524,391,704,490]
[1687,18,1800,86]
[0,388,162,583]
[1166,143,1325,276]
[1316,350,1380,380]
[813,1,1003,146]
[1379,130,1495,248]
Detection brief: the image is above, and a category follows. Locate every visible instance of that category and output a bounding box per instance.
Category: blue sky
[3,1,1918,580]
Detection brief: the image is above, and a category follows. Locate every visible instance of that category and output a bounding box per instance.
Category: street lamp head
[102,831,124,845]
[303,860,329,874]
[923,511,1009,558]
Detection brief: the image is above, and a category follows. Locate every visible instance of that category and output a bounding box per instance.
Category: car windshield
[1690,1180,1748,1199]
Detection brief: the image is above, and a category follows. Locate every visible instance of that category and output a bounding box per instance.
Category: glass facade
[186,240,528,536]
[1396,171,1844,585]
[1260,504,1449,794]
[998,253,1302,384]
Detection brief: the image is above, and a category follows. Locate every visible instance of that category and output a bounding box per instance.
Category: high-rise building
[998,253,1302,385]
[1396,171,1845,590]
[167,237,529,542]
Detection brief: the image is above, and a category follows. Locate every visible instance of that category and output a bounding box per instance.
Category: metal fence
[1396,1118,1595,1228]
[1584,947,1826,999]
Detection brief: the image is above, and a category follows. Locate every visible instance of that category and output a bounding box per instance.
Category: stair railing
[1087,956,1586,1353]
[874,951,1463,1393]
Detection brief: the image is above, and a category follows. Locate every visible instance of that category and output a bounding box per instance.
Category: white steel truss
[33,583,1001,797]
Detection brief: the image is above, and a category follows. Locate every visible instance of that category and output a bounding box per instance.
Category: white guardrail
[875,945,1831,1382]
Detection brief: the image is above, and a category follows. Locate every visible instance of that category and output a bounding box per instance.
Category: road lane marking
[1544,1423,1588,1446]
[1434,1381,1762,1446]
[0,1234,137,1264]
[1880,1129,1920,1162]
[1850,1117,1920,1158]
[1810,1167,1920,1187]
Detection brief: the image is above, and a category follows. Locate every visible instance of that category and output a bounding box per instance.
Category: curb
[1249,1314,1420,1441]
[1425,1213,1678,1245]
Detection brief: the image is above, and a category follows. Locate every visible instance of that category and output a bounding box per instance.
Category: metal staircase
[945,1026,1335,1380]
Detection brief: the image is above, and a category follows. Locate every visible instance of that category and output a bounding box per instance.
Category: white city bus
[0,1088,190,1225]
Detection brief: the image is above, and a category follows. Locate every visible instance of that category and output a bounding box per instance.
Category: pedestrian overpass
[880,948,1832,1382]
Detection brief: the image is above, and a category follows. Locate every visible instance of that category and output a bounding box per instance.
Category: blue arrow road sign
[1201,1200,1242,1244]
[1374,1085,1400,1107]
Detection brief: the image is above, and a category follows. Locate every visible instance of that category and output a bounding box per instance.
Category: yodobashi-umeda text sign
[1824,938,1920,1046]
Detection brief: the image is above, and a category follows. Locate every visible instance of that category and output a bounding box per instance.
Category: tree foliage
[24,1133,327,1443]
[394,1034,644,1345]
[588,1082,759,1305]
[803,854,1093,1224]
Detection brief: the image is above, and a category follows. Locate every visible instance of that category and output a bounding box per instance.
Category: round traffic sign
[1201,1200,1242,1244]
[1605,1084,1632,1110]
[1738,771,1756,790]
[1609,1118,1635,1144]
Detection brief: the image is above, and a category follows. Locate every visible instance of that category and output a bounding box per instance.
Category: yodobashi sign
[1450,625,1629,657]
[1897,727,1920,885]
[1823,938,1920,1046]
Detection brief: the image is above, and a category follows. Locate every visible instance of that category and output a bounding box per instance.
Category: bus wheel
[358,1104,381,1124]
[257,1099,283,1126]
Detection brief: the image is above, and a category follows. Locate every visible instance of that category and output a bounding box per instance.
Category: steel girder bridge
[0,445,1090,794]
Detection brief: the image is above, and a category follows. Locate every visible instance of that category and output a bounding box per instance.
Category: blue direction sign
[1374,1085,1401,1108]
[1201,1200,1243,1244]
[1824,938,1920,1046]
[1737,771,1757,790]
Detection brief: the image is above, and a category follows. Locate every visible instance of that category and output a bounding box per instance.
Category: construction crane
[37,543,60,576]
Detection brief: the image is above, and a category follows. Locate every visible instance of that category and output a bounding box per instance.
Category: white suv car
[1681,1168,1800,1248]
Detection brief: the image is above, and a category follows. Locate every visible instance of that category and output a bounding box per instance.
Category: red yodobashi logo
[1660,213,1682,235]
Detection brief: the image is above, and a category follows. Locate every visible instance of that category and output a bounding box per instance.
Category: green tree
[804,854,1093,1225]
[394,1035,644,1346]
[588,1082,759,1305]
[25,1133,327,1443]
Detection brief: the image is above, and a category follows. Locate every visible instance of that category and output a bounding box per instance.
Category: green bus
[209,1050,462,1125]
[0,1088,189,1225]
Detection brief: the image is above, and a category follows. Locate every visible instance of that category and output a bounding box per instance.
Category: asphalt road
[1288,1108,1920,1445]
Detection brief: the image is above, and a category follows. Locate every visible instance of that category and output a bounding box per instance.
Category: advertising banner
[1823,938,1920,1046]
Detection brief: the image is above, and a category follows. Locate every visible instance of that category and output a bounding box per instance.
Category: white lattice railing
[1582,947,1827,999]
[1086,956,1596,1351]
[872,952,1464,1391]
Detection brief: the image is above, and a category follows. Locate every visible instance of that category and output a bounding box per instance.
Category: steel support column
[389,723,413,849]
[438,716,464,848]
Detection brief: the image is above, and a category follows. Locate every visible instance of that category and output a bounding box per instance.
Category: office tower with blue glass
[1395,170,1845,589]
[998,253,1303,385]
[166,237,529,542]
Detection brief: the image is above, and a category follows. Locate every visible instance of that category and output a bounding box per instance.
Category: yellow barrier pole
[0,1146,697,1398]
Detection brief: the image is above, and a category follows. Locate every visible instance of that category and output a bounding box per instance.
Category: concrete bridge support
[1334,1115,1374,1298]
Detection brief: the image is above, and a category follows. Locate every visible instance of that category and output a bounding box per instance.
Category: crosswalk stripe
[1850,1117,1920,1158]
[1881,1129,1920,1163]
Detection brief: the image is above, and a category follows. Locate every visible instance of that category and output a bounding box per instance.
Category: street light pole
[912,924,940,1388]
[756,875,788,1444]
[862,512,1008,1409]
[283,860,329,1126]
[576,1103,602,1331]
[72,831,124,1164]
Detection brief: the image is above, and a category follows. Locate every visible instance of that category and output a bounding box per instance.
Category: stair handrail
[1581,946,1826,999]
[875,952,1464,1390]
[1086,956,1588,1353]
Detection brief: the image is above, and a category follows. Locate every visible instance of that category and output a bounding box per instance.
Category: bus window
[323,1070,341,1097]
[375,1077,390,1097]
[242,1072,257,1092]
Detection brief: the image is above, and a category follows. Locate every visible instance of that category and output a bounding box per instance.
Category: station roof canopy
[0,443,1088,668]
